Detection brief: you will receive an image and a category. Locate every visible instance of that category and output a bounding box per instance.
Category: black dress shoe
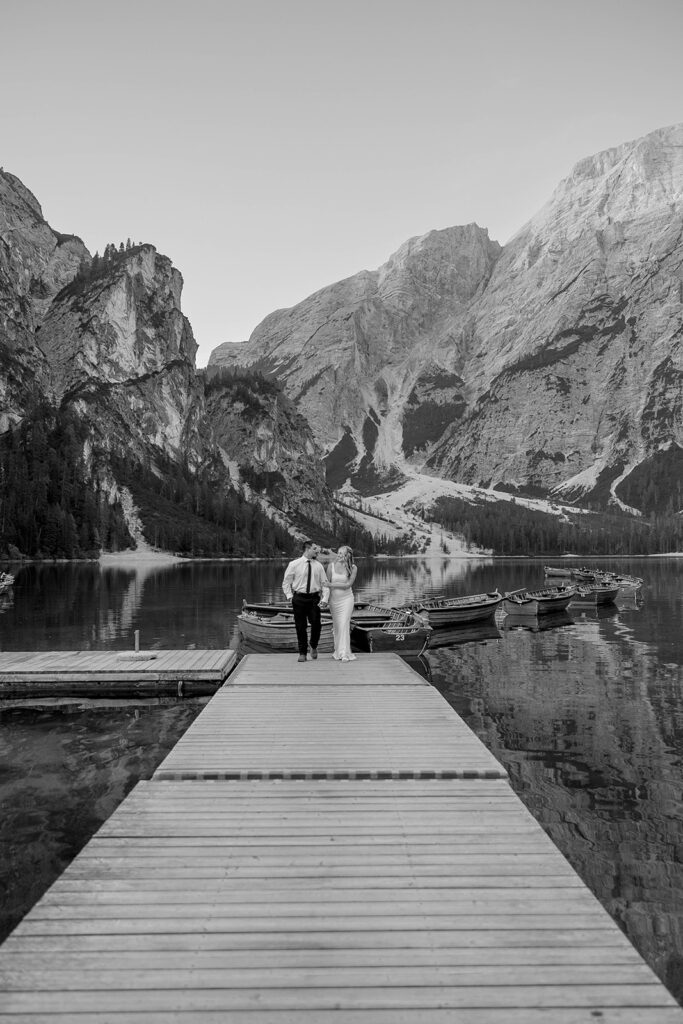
[310,648,318,660]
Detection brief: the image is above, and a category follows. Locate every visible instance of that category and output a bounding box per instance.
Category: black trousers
[291,592,321,654]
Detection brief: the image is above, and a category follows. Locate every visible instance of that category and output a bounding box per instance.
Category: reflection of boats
[237,609,335,652]
[0,572,14,593]
[570,583,619,606]
[401,652,432,681]
[503,585,575,615]
[426,622,502,649]
[351,609,432,654]
[412,591,503,627]
[615,588,644,609]
[502,609,574,632]
[572,604,620,622]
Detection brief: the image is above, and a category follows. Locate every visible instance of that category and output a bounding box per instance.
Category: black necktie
[306,560,311,593]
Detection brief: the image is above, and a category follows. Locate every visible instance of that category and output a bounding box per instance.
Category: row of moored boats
[503,566,642,616]
[238,567,643,655]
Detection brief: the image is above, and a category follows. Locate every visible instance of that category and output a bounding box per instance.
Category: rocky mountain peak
[0,169,89,325]
[429,122,683,502]
[209,122,683,509]
[0,170,90,430]
[512,122,683,252]
[377,223,500,312]
[0,168,45,221]
[37,243,198,406]
[209,222,501,489]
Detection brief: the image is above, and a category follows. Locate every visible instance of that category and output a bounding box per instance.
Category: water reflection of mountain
[0,562,270,651]
[354,557,494,608]
[428,619,683,1004]
[0,699,204,944]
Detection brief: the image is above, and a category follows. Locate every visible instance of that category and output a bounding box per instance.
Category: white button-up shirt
[282,555,330,601]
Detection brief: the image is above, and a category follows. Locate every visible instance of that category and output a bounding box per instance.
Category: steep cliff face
[202,371,335,532]
[428,124,683,504]
[210,124,683,508]
[210,225,501,491]
[0,170,88,430]
[38,246,201,463]
[0,175,337,551]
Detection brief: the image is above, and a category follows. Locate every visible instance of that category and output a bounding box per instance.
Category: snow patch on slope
[338,470,593,555]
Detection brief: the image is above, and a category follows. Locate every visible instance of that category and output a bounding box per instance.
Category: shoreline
[1,550,682,567]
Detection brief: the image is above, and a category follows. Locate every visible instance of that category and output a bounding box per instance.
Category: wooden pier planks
[152,654,507,780]
[1,651,682,1022]
[0,779,681,1021]
[0,649,237,697]
[229,652,427,686]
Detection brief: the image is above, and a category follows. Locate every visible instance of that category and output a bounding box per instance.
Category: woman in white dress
[326,545,357,662]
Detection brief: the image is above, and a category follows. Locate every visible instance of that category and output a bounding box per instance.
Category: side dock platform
[0,652,680,1022]
[0,649,237,697]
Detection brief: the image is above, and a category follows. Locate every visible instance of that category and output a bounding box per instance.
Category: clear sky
[2,0,682,366]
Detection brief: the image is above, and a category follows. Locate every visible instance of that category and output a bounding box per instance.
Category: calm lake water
[1,556,682,1003]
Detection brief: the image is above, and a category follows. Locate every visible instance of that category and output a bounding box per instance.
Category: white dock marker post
[134,630,140,653]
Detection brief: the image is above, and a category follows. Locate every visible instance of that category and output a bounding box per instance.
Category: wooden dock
[0,649,237,697]
[0,651,681,1022]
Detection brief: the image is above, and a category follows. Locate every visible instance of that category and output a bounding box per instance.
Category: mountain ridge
[209,122,683,512]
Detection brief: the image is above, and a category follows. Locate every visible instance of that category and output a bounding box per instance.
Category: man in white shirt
[282,540,330,662]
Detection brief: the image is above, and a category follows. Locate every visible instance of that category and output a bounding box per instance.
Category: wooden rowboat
[237,610,335,652]
[350,609,432,654]
[595,572,643,591]
[241,600,387,621]
[543,566,574,578]
[413,591,503,628]
[574,568,644,590]
[570,583,620,606]
[503,585,575,616]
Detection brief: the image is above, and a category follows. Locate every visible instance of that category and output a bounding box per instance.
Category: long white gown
[328,567,357,662]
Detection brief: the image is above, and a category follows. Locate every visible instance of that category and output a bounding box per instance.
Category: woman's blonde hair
[337,545,354,577]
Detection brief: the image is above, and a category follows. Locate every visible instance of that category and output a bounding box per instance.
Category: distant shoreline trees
[0,408,132,559]
[428,495,682,556]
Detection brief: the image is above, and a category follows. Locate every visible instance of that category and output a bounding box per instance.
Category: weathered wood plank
[0,962,661,990]
[53,874,586,890]
[0,926,639,953]
[6,912,643,934]
[0,1011,681,1024]
[0,946,646,969]
[0,984,677,1011]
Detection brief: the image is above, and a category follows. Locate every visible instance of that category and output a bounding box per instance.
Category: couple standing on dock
[282,540,357,663]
